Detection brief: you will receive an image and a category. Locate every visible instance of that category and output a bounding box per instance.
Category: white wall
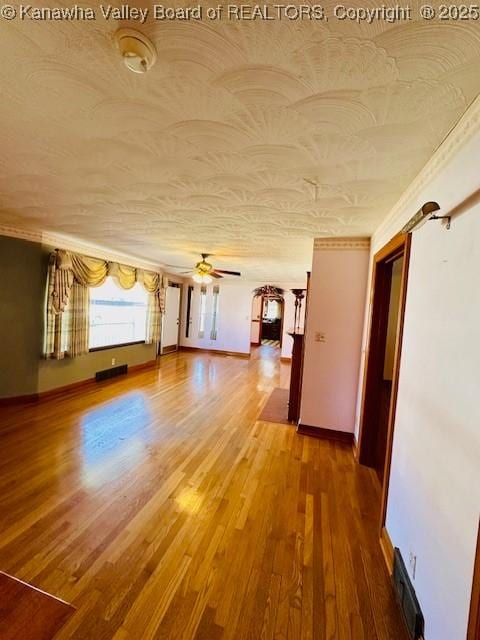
[386,211,480,640]
[179,280,307,356]
[300,244,369,432]
[355,99,480,640]
[281,289,306,359]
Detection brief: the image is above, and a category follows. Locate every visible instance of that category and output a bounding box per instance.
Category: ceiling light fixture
[193,273,213,284]
[115,28,157,74]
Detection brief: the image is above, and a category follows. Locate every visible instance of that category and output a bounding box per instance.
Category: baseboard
[129,359,157,373]
[39,377,96,401]
[40,359,157,400]
[352,434,359,460]
[280,356,292,363]
[297,423,354,445]
[180,346,251,359]
[380,526,395,575]
[0,393,39,406]
[2,359,157,405]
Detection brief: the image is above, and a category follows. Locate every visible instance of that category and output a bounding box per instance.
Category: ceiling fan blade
[214,269,241,276]
[179,270,194,275]
[210,271,223,278]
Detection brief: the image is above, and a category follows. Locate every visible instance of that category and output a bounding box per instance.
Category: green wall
[0,235,46,398]
[0,235,157,399]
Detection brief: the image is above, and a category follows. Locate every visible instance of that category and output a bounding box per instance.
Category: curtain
[109,262,136,289]
[66,283,90,357]
[142,271,164,342]
[45,254,64,359]
[44,249,164,359]
[146,292,161,344]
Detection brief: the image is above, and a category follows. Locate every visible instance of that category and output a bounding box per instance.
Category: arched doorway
[251,286,285,352]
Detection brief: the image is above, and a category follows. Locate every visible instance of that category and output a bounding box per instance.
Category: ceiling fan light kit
[115,28,157,74]
[193,273,213,284]
[172,253,242,282]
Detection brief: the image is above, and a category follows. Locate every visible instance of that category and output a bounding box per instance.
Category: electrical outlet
[111,357,116,366]
[315,331,326,343]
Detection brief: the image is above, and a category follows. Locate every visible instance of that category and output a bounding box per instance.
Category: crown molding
[0,224,164,273]
[314,236,371,251]
[0,224,43,244]
[374,94,480,241]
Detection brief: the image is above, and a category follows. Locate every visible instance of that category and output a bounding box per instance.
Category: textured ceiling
[1,5,480,280]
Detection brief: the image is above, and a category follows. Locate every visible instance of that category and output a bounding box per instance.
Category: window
[89,277,148,349]
[185,285,193,338]
[264,299,281,320]
[198,285,207,338]
[210,285,220,340]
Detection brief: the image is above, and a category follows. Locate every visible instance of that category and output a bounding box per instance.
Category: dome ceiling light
[115,28,157,74]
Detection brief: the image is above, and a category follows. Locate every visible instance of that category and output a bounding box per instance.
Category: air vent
[393,548,425,639]
[95,364,128,382]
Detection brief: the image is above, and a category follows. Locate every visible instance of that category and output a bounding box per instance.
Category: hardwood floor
[0,571,75,639]
[0,348,407,640]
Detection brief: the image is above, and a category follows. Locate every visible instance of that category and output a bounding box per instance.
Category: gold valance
[51,249,163,313]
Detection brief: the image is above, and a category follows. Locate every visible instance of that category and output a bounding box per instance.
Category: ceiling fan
[170,254,241,284]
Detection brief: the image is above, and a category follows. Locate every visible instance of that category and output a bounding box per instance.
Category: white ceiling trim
[0,224,164,273]
[0,224,43,245]
[374,94,480,242]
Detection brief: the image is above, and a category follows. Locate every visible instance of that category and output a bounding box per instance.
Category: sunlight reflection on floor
[80,393,152,488]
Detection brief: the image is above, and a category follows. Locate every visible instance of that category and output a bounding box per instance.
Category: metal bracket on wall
[428,214,452,230]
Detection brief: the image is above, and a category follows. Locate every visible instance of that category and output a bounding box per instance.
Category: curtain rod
[400,202,440,233]
[400,201,451,233]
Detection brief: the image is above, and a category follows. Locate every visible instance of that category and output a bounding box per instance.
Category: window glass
[264,299,280,320]
[210,285,220,340]
[185,285,194,338]
[89,277,148,349]
[198,285,207,338]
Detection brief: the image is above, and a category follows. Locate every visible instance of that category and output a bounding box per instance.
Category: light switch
[315,332,326,343]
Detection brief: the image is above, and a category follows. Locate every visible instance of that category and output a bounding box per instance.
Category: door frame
[161,283,182,355]
[467,520,480,640]
[257,295,285,346]
[357,232,412,534]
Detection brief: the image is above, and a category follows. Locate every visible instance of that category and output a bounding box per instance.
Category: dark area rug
[258,388,291,425]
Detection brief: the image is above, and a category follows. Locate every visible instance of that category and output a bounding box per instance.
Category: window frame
[89,339,145,353]
[88,277,149,352]
[198,285,207,339]
[210,285,220,340]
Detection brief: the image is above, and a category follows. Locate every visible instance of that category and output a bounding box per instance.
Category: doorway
[261,297,284,347]
[161,283,181,354]
[250,292,284,352]
[358,233,411,530]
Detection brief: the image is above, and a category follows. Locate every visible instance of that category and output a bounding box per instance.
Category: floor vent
[95,364,128,382]
[393,548,425,640]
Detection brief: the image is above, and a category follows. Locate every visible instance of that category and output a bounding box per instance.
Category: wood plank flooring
[0,571,75,639]
[0,348,407,640]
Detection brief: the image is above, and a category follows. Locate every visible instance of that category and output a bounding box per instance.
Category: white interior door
[250,295,262,344]
[162,286,181,353]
